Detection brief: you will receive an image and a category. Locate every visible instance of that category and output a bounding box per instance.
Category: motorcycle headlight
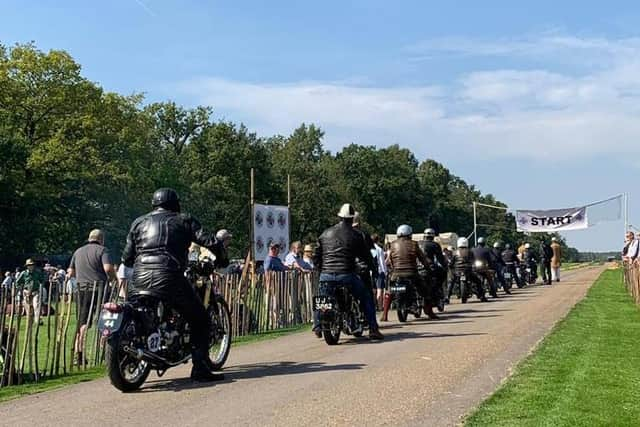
[474,260,484,268]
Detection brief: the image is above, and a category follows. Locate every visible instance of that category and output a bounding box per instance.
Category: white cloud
[177,34,640,162]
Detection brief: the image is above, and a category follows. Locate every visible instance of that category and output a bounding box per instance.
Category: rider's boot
[191,349,225,382]
[424,303,440,320]
[380,293,392,322]
[369,326,384,340]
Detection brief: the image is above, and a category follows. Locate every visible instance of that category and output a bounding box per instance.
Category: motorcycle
[100,258,232,392]
[520,261,537,285]
[474,260,497,297]
[453,270,473,304]
[314,281,366,345]
[503,262,517,291]
[389,277,423,322]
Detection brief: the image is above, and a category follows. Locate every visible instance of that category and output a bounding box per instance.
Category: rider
[450,237,488,302]
[522,243,538,282]
[501,243,523,288]
[418,228,447,315]
[491,241,509,294]
[312,204,384,340]
[383,224,433,321]
[122,188,225,382]
[472,237,498,298]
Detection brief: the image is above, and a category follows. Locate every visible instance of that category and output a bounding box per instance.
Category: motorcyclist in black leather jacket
[352,212,378,294]
[491,241,509,294]
[122,188,225,382]
[418,228,447,315]
[501,243,523,287]
[450,237,487,302]
[312,204,383,340]
[472,237,498,298]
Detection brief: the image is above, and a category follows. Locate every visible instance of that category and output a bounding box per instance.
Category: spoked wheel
[208,296,232,371]
[105,322,151,392]
[323,320,341,345]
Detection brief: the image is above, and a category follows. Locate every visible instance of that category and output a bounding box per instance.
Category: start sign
[516,207,588,232]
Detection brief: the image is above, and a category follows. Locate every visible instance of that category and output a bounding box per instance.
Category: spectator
[623,232,639,264]
[67,229,116,366]
[371,234,387,308]
[285,241,311,272]
[116,263,133,299]
[2,271,13,291]
[302,244,315,269]
[214,229,233,269]
[264,242,288,272]
[550,237,562,282]
[16,259,45,323]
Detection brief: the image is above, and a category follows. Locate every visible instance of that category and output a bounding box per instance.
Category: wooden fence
[623,263,640,305]
[0,271,318,388]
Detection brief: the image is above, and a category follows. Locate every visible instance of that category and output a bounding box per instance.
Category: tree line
[0,43,579,265]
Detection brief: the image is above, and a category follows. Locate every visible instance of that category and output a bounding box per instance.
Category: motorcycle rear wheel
[208,296,232,371]
[105,329,151,392]
[397,308,408,322]
[460,282,468,304]
[323,321,341,345]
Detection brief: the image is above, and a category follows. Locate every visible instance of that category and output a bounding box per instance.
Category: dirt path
[0,267,604,427]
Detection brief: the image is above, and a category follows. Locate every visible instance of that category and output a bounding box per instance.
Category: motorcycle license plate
[313,296,333,311]
[98,309,122,333]
[390,286,406,293]
[504,272,511,279]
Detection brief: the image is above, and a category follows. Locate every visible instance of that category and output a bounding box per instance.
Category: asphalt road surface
[0,266,604,427]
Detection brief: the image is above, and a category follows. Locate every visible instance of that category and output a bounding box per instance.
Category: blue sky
[2,0,638,251]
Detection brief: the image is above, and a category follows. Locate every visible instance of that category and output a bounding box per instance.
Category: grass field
[465,269,640,426]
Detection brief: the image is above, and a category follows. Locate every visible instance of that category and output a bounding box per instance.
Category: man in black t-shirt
[67,229,116,366]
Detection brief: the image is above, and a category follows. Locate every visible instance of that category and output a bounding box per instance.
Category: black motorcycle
[314,281,366,345]
[100,259,232,392]
[453,270,473,303]
[389,277,423,322]
[503,262,517,291]
[520,261,537,285]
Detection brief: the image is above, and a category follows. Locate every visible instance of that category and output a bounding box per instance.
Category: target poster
[253,203,289,261]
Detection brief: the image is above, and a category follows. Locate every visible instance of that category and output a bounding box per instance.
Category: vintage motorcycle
[100,258,232,392]
[389,277,423,322]
[314,281,367,345]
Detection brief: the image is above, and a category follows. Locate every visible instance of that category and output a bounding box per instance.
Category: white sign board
[516,206,588,232]
[253,204,289,261]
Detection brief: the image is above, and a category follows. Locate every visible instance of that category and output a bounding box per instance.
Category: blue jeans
[375,272,386,290]
[313,273,378,331]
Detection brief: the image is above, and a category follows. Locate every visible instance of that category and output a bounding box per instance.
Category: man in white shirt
[624,232,639,264]
[371,234,387,308]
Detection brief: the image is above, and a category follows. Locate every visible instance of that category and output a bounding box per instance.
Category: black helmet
[152,188,181,212]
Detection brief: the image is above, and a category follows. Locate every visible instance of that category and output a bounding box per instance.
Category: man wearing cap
[313,204,383,340]
[285,241,311,272]
[16,259,46,323]
[264,242,288,272]
[550,237,562,282]
[67,229,116,365]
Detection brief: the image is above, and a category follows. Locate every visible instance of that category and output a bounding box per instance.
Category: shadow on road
[138,361,366,393]
[340,330,487,345]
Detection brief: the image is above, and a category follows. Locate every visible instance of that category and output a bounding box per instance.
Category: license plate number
[390,286,406,293]
[313,296,333,311]
[98,309,122,332]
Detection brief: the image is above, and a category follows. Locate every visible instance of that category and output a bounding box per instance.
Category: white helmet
[524,243,531,249]
[216,229,232,240]
[397,224,413,237]
[551,237,557,242]
[337,203,356,218]
[424,228,436,238]
[457,237,469,248]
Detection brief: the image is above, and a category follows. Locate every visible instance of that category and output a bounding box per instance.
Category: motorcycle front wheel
[105,324,151,392]
[322,316,341,345]
[208,296,232,371]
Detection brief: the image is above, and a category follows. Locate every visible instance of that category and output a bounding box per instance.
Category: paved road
[0,266,604,427]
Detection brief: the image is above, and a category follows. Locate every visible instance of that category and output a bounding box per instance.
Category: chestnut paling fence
[623,263,640,305]
[0,271,318,388]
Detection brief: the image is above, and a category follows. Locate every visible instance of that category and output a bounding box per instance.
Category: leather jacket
[502,249,519,264]
[390,237,430,278]
[491,248,504,267]
[472,246,493,268]
[540,243,553,261]
[419,239,447,269]
[122,208,223,272]
[313,221,375,275]
[452,248,475,271]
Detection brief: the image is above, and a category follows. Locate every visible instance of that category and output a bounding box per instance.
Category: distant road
[0,266,604,427]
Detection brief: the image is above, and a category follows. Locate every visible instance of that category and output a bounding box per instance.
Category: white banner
[516,206,588,232]
[253,204,289,261]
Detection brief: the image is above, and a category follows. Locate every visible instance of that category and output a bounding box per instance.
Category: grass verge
[465,269,640,426]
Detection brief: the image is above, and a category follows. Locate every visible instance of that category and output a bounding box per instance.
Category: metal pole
[250,168,255,287]
[625,192,629,232]
[473,202,477,246]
